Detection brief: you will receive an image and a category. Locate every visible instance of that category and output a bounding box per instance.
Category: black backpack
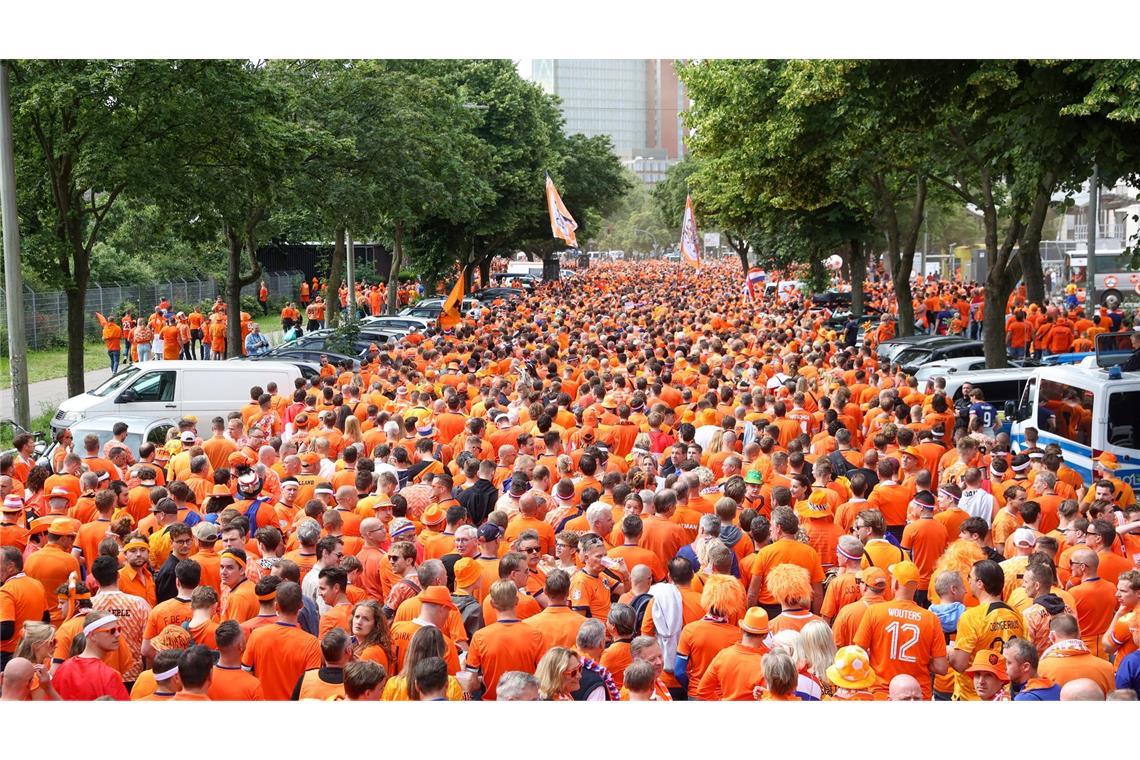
[629,592,653,633]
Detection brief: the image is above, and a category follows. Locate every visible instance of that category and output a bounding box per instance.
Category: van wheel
[1101,289,1122,307]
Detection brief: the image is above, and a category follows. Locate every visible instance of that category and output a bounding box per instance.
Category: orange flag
[545,173,578,248]
[439,272,465,330]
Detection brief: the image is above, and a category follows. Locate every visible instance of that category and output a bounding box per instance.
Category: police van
[1006,332,1140,486]
[920,367,1037,434]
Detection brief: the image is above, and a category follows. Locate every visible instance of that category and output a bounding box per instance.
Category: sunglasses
[522,546,541,554]
[387,555,402,562]
[564,666,582,678]
[96,627,120,635]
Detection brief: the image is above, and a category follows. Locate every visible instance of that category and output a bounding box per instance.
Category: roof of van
[1035,363,1140,388]
[127,360,301,372]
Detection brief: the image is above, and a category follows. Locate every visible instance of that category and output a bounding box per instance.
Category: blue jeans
[136,342,152,362]
[108,349,120,373]
[1009,346,1025,359]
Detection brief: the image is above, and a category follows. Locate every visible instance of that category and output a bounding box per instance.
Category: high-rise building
[530,59,688,184]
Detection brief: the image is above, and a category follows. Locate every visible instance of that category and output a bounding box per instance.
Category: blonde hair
[798,621,837,687]
[14,621,54,662]
[772,629,806,668]
[343,415,363,445]
[535,647,579,700]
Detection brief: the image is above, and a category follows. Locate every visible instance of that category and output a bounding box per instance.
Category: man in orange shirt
[24,519,81,625]
[746,506,825,616]
[853,560,948,699]
[242,581,321,700]
[466,579,545,700]
[524,569,587,651]
[1005,310,1033,360]
[1,546,51,666]
[101,316,123,372]
[694,607,771,700]
[901,490,949,606]
[209,620,265,700]
[675,574,746,699]
[159,317,182,361]
[1037,612,1115,695]
[1066,548,1116,657]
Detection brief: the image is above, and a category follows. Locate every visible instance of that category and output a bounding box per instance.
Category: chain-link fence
[0,271,303,350]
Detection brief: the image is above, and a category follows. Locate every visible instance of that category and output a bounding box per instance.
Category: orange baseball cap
[900,446,922,459]
[420,585,457,610]
[300,452,321,465]
[888,561,921,587]
[856,567,889,590]
[228,452,252,467]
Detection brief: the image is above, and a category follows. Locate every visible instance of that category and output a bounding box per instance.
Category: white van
[1007,362,1140,486]
[51,360,302,433]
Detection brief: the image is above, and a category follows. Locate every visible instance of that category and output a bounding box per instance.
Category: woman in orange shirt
[160,319,182,360]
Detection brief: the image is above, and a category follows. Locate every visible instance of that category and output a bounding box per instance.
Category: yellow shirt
[952,601,1024,700]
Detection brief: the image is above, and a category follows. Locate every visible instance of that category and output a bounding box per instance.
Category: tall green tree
[7,60,238,394]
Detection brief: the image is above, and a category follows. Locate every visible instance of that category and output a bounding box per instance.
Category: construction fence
[0,271,304,350]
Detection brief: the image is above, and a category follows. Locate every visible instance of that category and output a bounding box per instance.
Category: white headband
[83,615,118,636]
[154,666,180,681]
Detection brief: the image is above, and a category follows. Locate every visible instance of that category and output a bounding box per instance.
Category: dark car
[894,338,986,374]
[473,287,525,303]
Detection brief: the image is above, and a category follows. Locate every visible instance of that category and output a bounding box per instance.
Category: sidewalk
[0,367,113,419]
[1,329,286,420]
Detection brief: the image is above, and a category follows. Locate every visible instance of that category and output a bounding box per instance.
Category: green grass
[0,404,57,449]
[0,341,112,390]
[0,313,283,391]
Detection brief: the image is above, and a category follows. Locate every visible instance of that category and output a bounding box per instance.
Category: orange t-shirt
[160,324,181,359]
[522,605,588,651]
[208,664,265,700]
[466,619,545,700]
[694,641,768,700]
[242,622,321,700]
[677,617,743,698]
[0,575,51,654]
[24,545,80,624]
[852,598,947,699]
[750,538,825,606]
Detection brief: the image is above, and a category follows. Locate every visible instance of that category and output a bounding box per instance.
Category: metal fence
[0,271,303,350]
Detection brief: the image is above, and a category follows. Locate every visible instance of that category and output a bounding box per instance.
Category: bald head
[518,491,539,516]
[359,518,383,545]
[0,657,34,701]
[1060,678,1105,701]
[888,673,923,701]
[1071,548,1098,572]
[335,485,357,508]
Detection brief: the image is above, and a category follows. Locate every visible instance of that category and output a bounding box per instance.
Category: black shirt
[457,479,498,526]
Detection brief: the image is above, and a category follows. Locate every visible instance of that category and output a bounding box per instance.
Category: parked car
[473,287,525,303]
[893,338,986,374]
[398,296,481,319]
[52,361,302,434]
[358,315,432,333]
[914,355,1041,381]
[44,416,177,471]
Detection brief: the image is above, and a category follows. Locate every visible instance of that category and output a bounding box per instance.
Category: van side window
[130,371,177,403]
[1038,379,1093,447]
[1107,391,1140,450]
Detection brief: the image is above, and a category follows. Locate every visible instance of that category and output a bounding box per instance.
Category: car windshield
[894,348,932,366]
[89,368,139,397]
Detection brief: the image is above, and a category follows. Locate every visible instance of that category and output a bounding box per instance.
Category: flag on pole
[545,173,578,248]
[743,267,765,301]
[439,272,465,330]
[680,195,701,268]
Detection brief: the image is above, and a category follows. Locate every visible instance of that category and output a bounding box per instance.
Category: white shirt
[959,488,995,525]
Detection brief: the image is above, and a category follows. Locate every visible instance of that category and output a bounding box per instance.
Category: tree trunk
[64,278,88,396]
[386,222,403,315]
[848,239,866,318]
[478,256,493,292]
[1017,173,1056,307]
[224,226,244,356]
[727,232,750,273]
[325,226,346,328]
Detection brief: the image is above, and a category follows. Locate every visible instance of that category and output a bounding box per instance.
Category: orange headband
[220,549,247,568]
[124,540,150,552]
[256,591,276,601]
